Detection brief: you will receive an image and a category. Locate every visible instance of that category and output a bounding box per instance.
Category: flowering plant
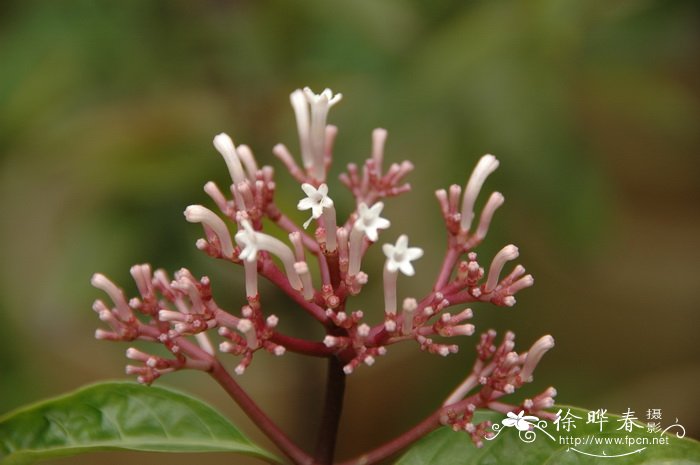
[3,88,693,465]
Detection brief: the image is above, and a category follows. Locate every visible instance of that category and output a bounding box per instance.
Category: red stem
[209,361,315,465]
[434,247,460,291]
[335,394,481,465]
[270,332,334,357]
[314,356,346,464]
[261,260,329,324]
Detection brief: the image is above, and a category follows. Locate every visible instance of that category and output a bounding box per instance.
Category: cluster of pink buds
[91,87,555,458]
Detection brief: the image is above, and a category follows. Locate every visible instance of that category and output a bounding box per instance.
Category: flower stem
[314,355,346,464]
[209,361,313,465]
[336,395,481,465]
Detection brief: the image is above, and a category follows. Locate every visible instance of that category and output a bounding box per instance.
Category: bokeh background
[1,1,699,464]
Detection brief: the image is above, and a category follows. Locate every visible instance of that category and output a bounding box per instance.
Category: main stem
[314,355,346,464]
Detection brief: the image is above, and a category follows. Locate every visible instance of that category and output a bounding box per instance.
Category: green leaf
[396,406,700,465]
[0,381,279,465]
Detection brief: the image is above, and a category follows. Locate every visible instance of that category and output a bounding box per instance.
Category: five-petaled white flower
[235,220,259,262]
[355,202,390,242]
[382,235,423,276]
[297,183,333,229]
[502,410,539,432]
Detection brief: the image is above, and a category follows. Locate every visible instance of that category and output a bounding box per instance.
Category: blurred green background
[1,0,699,463]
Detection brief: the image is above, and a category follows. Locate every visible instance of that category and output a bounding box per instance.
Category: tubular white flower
[203,181,229,214]
[184,205,235,259]
[294,261,315,301]
[382,235,423,315]
[383,266,398,315]
[520,335,555,382]
[235,219,303,290]
[323,204,338,252]
[401,297,417,334]
[213,133,246,185]
[290,89,313,171]
[129,264,153,298]
[460,154,500,231]
[371,128,388,171]
[91,273,131,321]
[509,274,534,294]
[337,226,349,262]
[475,191,505,241]
[235,144,258,182]
[297,183,334,229]
[485,244,519,292]
[348,226,364,276]
[244,260,258,298]
[195,333,215,356]
[304,87,342,181]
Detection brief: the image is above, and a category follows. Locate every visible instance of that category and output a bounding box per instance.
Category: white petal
[301,183,317,197]
[386,260,399,273]
[365,227,378,242]
[358,203,369,216]
[311,204,324,219]
[374,218,391,231]
[399,261,415,276]
[369,202,384,217]
[406,247,424,261]
[396,235,408,251]
[382,243,395,258]
[298,198,315,211]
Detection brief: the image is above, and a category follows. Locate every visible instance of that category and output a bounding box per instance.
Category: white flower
[184,205,235,259]
[485,244,519,292]
[382,235,423,276]
[461,154,500,231]
[235,220,260,262]
[297,183,334,229]
[521,335,555,382]
[354,202,390,242]
[502,410,539,432]
[304,87,343,108]
[234,219,303,291]
[289,87,342,181]
[213,133,246,185]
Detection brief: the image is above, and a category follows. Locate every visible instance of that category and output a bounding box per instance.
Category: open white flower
[235,220,260,262]
[382,235,423,315]
[354,202,390,242]
[297,183,333,229]
[289,87,342,181]
[382,235,423,276]
[347,202,391,276]
[234,219,303,291]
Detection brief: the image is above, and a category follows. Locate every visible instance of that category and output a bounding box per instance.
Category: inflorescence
[92,87,555,447]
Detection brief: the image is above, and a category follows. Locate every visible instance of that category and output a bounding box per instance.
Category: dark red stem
[314,356,347,464]
[209,361,314,465]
